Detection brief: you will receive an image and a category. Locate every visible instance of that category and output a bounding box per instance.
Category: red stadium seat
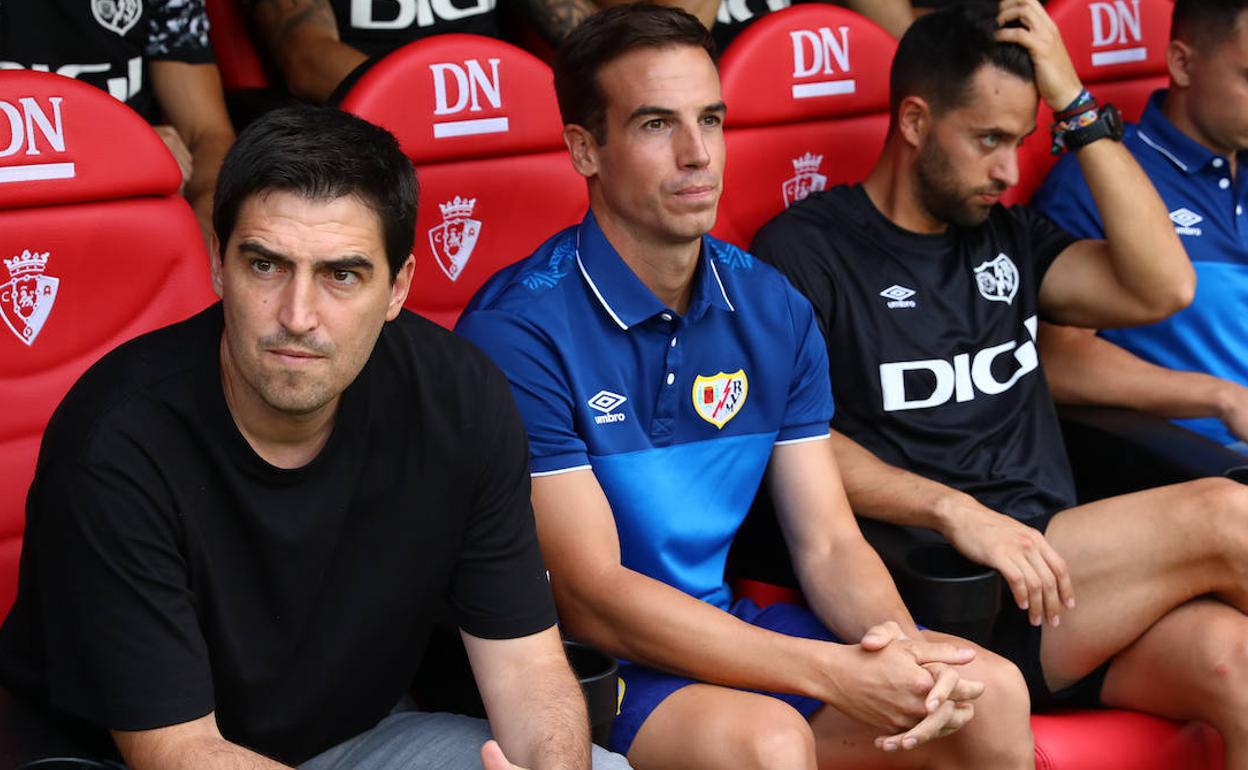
[340,34,587,329]
[205,0,272,91]
[715,5,896,248]
[0,70,216,619]
[1006,0,1173,204]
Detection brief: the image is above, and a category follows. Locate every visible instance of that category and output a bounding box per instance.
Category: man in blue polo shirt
[457,6,1034,770]
[1033,0,1248,453]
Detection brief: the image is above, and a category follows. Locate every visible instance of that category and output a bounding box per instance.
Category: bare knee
[739,700,817,770]
[1199,478,1248,566]
[940,652,1033,770]
[1189,621,1248,728]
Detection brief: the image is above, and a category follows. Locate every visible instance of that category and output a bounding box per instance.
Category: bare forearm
[114,724,292,770]
[185,130,232,240]
[842,0,915,38]
[524,0,595,42]
[252,0,366,103]
[502,653,590,770]
[1075,136,1193,318]
[828,430,968,535]
[556,565,839,701]
[797,536,920,642]
[1041,323,1239,419]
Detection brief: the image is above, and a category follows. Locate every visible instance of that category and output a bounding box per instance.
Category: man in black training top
[0,107,628,770]
[755,0,1248,762]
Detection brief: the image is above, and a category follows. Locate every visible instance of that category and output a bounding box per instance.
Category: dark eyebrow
[237,241,376,275]
[627,101,728,124]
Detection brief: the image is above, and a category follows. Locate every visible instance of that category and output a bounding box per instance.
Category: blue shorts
[608,598,839,756]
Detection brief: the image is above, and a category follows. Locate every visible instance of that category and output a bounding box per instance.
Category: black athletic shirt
[328,0,500,59]
[752,184,1079,520]
[0,0,214,124]
[0,304,556,765]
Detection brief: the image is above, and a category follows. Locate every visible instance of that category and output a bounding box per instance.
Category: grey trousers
[299,709,633,770]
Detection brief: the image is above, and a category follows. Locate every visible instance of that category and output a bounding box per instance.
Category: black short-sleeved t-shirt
[328,0,500,59]
[753,184,1079,520]
[0,0,214,124]
[0,304,556,765]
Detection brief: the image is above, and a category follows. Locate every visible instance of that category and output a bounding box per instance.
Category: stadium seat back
[340,35,586,329]
[205,0,272,90]
[1007,0,1172,204]
[715,5,896,248]
[0,71,216,617]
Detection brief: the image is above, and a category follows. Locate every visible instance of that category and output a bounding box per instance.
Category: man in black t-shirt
[1,0,235,245]
[0,107,628,770]
[755,0,1248,759]
[247,0,597,104]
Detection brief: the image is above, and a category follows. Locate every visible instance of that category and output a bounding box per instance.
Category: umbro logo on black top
[879,285,917,309]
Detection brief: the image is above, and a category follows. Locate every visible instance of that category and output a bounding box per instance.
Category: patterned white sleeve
[144,0,213,61]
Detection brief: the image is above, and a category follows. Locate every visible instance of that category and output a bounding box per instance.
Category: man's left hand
[994,0,1083,111]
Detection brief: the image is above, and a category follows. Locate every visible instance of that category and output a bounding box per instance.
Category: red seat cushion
[205,0,271,91]
[1006,0,1173,205]
[340,35,586,328]
[715,6,896,247]
[0,71,216,619]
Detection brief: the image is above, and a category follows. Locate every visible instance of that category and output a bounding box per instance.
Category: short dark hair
[889,2,1035,121]
[554,3,715,144]
[1172,0,1248,49]
[212,106,418,281]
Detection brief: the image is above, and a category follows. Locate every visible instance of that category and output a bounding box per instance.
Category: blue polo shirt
[456,212,835,610]
[1033,90,1248,449]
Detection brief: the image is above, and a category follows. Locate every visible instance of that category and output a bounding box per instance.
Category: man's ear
[897,95,931,149]
[563,124,600,179]
[209,232,224,299]
[386,254,416,321]
[1167,39,1195,89]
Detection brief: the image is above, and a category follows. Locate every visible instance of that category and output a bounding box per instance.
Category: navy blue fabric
[1034,90,1248,449]
[607,599,838,756]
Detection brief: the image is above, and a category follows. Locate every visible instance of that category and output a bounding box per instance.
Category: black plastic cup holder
[897,543,1002,646]
[564,640,618,748]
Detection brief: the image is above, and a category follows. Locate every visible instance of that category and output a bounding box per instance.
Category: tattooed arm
[250,0,366,104]
[519,0,596,42]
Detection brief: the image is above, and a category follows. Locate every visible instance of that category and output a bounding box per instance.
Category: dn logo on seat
[788,26,855,101]
[1088,0,1146,67]
[428,58,509,139]
[0,96,75,184]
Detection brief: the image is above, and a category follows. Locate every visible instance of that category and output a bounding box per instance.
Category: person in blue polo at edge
[1032,0,1248,454]
[455,5,1035,770]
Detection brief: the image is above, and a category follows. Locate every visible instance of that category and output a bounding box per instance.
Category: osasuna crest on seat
[782,152,827,207]
[692,370,749,429]
[0,250,59,347]
[428,196,482,282]
[973,252,1019,305]
[92,0,143,36]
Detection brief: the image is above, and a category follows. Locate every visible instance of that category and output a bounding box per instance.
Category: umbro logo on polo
[588,390,627,424]
[1169,208,1204,237]
[879,285,917,309]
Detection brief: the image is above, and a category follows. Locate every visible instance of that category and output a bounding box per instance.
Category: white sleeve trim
[774,433,831,446]
[530,464,593,478]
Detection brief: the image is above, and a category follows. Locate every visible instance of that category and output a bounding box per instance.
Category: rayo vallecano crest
[428,196,482,282]
[692,370,748,429]
[972,252,1019,305]
[782,152,827,207]
[1,250,59,347]
[92,0,143,36]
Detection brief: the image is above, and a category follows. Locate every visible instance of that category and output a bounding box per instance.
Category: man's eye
[252,259,275,273]
[331,270,359,285]
[981,134,1000,149]
[643,118,667,130]
[701,114,723,127]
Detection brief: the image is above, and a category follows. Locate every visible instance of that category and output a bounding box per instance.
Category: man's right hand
[819,628,979,749]
[940,498,1075,628]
